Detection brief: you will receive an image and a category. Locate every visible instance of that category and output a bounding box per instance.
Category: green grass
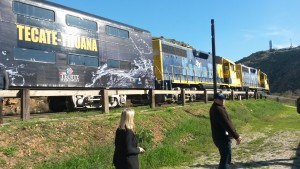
[0,99,299,169]
[0,146,17,157]
[36,144,115,169]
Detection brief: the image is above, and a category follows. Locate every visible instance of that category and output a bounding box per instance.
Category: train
[0,0,269,111]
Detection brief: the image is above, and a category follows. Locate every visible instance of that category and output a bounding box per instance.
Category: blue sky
[48,0,300,62]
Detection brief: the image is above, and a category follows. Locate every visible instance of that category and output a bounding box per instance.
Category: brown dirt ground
[3,97,49,115]
[161,130,300,169]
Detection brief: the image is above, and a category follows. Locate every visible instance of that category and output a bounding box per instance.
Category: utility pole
[211,19,217,95]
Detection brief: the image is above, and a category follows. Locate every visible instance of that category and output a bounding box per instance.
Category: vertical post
[211,19,217,95]
[256,89,259,99]
[231,90,234,101]
[254,89,258,100]
[0,97,3,124]
[101,89,109,113]
[204,89,208,104]
[245,89,249,100]
[181,88,186,106]
[21,89,30,120]
[297,97,300,114]
[149,89,155,108]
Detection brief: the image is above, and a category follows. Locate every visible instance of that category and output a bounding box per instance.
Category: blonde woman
[113,109,145,169]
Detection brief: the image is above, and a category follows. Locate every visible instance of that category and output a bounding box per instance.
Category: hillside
[0,100,299,169]
[236,46,300,94]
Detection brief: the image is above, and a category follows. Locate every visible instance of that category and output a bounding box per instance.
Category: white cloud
[243,33,254,40]
[241,26,292,39]
[241,26,298,48]
[273,41,300,49]
[273,43,291,49]
[261,26,291,37]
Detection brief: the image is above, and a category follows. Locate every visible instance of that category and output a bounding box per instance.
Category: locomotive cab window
[105,26,129,39]
[68,54,99,67]
[224,65,229,70]
[13,1,55,21]
[250,69,257,73]
[242,67,249,73]
[66,15,97,31]
[230,63,235,71]
[193,49,209,59]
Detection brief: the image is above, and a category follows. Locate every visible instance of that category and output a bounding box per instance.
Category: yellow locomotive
[152,37,270,95]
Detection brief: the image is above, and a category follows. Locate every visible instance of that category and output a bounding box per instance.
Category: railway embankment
[0,99,299,169]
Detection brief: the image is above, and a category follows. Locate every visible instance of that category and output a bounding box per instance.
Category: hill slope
[236,47,300,93]
[0,100,299,169]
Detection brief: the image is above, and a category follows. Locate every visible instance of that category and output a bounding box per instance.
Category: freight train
[0,0,269,111]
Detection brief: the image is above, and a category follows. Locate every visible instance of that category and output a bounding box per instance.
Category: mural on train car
[86,32,154,89]
[0,11,155,89]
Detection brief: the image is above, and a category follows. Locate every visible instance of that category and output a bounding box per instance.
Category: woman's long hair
[118,109,135,130]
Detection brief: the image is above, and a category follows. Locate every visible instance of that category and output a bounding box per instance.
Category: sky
[48,0,300,62]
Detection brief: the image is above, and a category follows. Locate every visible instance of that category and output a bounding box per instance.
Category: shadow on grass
[190,154,300,168]
[189,163,218,168]
[183,109,209,119]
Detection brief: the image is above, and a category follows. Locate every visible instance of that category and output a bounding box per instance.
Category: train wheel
[171,94,178,103]
[189,94,196,102]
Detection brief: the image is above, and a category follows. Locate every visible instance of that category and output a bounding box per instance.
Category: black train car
[0,0,154,110]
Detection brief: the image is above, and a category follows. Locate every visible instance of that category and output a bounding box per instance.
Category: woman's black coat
[113,128,140,169]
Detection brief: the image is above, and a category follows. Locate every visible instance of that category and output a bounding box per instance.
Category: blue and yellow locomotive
[152,37,270,98]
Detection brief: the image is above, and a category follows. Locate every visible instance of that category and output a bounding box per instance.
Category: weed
[166,107,173,113]
[0,146,17,157]
[137,128,154,149]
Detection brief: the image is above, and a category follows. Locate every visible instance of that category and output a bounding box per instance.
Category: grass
[0,146,17,157]
[0,99,299,169]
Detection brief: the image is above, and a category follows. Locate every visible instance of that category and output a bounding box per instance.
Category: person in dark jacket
[209,93,242,169]
[113,109,145,169]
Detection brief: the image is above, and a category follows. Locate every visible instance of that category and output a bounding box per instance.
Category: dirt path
[162,131,300,169]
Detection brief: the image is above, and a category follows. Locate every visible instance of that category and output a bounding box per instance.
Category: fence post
[254,89,258,100]
[21,89,30,121]
[101,89,109,113]
[245,89,249,100]
[231,90,234,101]
[204,89,208,104]
[149,89,155,108]
[238,95,242,100]
[0,98,3,124]
[297,97,300,114]
[181,88,186,106]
